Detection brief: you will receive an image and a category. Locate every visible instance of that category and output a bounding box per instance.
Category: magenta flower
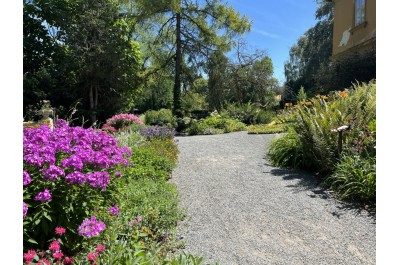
[34,189,51,202]
[52,252,64,260]
[23,250,36,264]
[87,252,98,261]
[63,257,74,264]
[95,244,106,253]
[48,240,60,252]
[137,215,142,222]
[115,171,122,178]
[23,171,31,186]
[37,258,50,265]
[23,202,28,219]
[77,216,106,238]
[65,171,86,185]
[86,172,110,190]
[44,165,65,181]
[55,226,66,235]
[108,205,119,216]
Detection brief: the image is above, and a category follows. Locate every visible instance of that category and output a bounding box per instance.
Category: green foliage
[324,155,376,203]
[24,0,143,124]
[186,114,246,135]
[247,123,289,134]
[225,103,274,125]
[145,109,176,127]
[267,129,304,168]
[181,91,208,115]
[268,81,376,204]
[296,86,307,102]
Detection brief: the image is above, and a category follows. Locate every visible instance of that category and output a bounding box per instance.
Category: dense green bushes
[145,109,176,128]
[224,103,274,125]
[186,112,246,136]
[268,81,376,204]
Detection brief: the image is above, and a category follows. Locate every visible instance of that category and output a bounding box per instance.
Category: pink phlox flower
[37,258,51,265]
[53,251,64,260]
[55,226,66,235]
[95,244,106,253]
[48,240,60,252]
[87,252,98,261]
[23,250,36,264]
[63,257,74,264]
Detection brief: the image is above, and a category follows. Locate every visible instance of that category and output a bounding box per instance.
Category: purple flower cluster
[23,119,132,192]
[23,171,31,186]
[108,205,119,216]
[44,165,65,181]
[86,172,110,191]
[34,189,52,202]
[139,126,175,140]
[105,113,144,130]
[77,216,106,238]
[23,202,28,219]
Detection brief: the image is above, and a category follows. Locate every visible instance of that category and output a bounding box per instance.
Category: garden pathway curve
[172,131,375,265]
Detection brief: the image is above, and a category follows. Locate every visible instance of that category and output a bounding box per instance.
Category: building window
[355,0,366,26]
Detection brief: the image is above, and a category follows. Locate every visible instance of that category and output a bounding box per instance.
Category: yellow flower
[305,101,313,106]
[321,95,328,100]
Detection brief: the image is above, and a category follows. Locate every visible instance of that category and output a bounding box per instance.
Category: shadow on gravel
[266,164,376,221]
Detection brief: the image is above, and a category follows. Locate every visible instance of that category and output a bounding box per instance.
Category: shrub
[145,109,176,127]
[186,115,246,135]
[267,129,304,168]
[324,155,376,203]
[23,120,131,252]
[103,113,144,131]
[225,103,274,125]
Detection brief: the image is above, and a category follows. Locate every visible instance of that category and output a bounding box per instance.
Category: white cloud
[252,28,280,39]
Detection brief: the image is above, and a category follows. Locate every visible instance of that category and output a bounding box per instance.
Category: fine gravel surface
[172,131,375,265]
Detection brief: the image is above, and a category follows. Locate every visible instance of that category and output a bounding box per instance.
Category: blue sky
[225,0,319,84]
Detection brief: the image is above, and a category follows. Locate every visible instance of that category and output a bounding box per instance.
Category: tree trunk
[173,12,182,117]
[89,82,96,124]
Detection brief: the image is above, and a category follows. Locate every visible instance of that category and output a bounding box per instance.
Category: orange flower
[305,101,313,106]
[339,91,348,97]
[321,95,328,100]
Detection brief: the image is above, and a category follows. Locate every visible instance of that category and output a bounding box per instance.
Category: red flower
[49,240,61,252]
[95,244,106,253]
[53,252,64,260]
[63,257,74,264]
[87,252,98,261]
[55,226,66,235]
[38,259,51,265]
[23,250,36,264]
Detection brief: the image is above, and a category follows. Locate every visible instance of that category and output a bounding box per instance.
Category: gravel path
[172,131,375,265]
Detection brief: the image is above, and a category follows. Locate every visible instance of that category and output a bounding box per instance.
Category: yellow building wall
[332,0,376,59]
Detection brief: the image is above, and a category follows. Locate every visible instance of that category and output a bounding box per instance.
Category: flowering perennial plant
[23,119,132,251]
[77,216,106,238]
[140,126,176,141]
[104,113,144,131]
